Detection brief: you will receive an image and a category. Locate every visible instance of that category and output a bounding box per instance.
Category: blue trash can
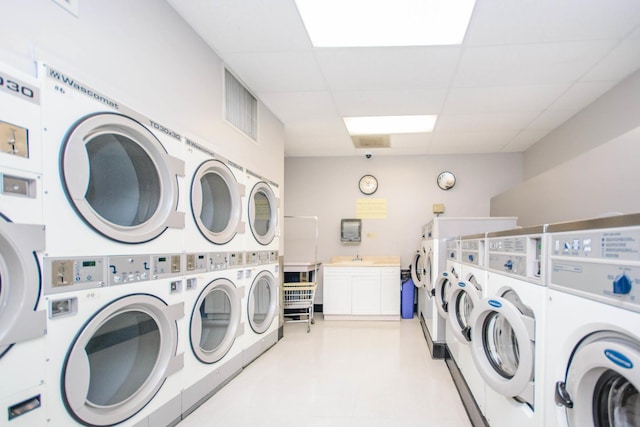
[401,279,415,319]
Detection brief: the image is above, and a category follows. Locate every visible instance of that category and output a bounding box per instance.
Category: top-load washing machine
[245,169,279,253]
[40,63,186,259]
[469,225,546,427]
[0,63,48,426]
[183,135,245,254]
[420,217,518,359]
[545,214,640,427]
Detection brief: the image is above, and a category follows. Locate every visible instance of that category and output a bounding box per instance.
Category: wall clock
[437,171,456,190]
[358,174,378,195]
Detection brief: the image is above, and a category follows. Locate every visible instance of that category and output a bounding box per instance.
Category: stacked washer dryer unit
[0,64,47,426]
[545,214,640,427]
[447,232,489,419]
[243,169,280,367]
[40,64,187,426]
[420,217,518,359]
[469,226,547,427]
[181,135,247,416]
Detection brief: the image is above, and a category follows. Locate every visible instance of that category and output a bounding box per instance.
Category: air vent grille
[351,135,390,149]
[224,69,257,141]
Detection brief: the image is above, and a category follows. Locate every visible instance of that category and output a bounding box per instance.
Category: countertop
[324,256,401,267]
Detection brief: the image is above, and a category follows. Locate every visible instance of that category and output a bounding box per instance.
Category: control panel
[109,255,151,284]
[152,254,182,279]
[487,235,543,284]
[47,257,106,294]
[446,238,459,262]
[549,228,640,312]
[185,253,207,273]
[461,238,483,267]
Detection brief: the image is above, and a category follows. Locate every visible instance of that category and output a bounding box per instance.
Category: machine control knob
[613,274,633,295]
[504,260,513,271]
[468,254,474,262]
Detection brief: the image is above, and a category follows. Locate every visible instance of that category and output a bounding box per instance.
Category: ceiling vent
[351,135,390,149]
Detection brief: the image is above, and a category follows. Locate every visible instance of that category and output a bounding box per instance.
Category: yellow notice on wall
[356,198,387,219]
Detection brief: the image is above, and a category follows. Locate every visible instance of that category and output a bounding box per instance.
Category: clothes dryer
[184,136,245,253]
[40,64,185,258]
[420,217,518,359]
[42,253,185,426]
[243,250,279,367]
[245,169,279,253]
[447,233,489,415]
[545,214,640,427]
[442,237,461,363]
[469,226,546,427]
[181,250,245,417]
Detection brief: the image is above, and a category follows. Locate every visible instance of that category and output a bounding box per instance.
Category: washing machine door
[434,267,457,319]
[410,250,426,288]
[247,270,278,334]
[470,288,535,404]
[63,294,183,426]
[248,181,278,246]
[557,331,640,426]
[447,275,482,344]
[425,247,434,295]
[0,217,46,356]
[190,278,241,363]
[191,159,245,245]
[61,112,185,243]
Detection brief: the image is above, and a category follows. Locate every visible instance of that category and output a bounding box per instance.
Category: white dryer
[0,64,48,426]
[40,63,185,258]
[42,253,185,426]
[545,214,640,427]
[243,250,279,367]
[447,233,489,416]
[181,250,245,417]
[420,217,518,359]
[184,136,245,253]
[245,169,279,253]
[469,226,546,427]
[442,237,461,363]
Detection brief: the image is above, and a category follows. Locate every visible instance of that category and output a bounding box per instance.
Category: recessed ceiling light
[344,115,437,135]
[295,0,476,47]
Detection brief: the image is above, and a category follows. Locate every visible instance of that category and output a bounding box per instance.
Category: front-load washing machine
[447,233,489,417]
[181,250,245,417]
[0,63,48,426]
[469,226,546,427]
[243,250,279,367]
[42,253,185,426]
[421,217,518,359]
[441,238,461,363]
[40,63,185,258]
[245,169,279,253]
[184,136,245,254]
[545,214,640,427]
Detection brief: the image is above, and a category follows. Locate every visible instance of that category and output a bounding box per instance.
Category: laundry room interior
[2,1,640,426]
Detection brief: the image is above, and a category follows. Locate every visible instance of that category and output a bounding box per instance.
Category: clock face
[359,174,378,195]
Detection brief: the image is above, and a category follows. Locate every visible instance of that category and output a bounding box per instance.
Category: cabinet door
[380,268,400,315]
[351,271,380,315]
[323,270,352,314]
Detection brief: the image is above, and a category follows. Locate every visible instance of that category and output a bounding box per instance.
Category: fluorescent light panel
[295,0,476,47]
[344,115,437,135]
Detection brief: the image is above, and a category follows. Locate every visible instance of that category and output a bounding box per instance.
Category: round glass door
[247,270,277,334]
[190,278,241,363]
[248,181,278,246]
[63,294,182,426]
[447,275,482,343]
[426,250,433,292]
[191,160,244,245]
[470,288,535,402]
[564,331,640,427]
[0,218,45,357]
[434,267,457,318]
[411,250,425,288]
[61,113,184,243]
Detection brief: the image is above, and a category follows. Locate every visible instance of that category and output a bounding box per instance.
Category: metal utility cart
[283,216,319,332]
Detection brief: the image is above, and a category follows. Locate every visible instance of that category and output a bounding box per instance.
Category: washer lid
[247,270,278,334]
[0,218,46,354]
[470,291,535,403]
[61,112,185,244]
[562,332,640,427]
[248,181,278,246]
[447,277,482,344]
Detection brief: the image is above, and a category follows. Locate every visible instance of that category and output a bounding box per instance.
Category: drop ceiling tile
[466,0,640,46]
[549,81,617,111]
[430,131,518,154]
[390,133,433,149]
[332,89,447,116]
[501,130,552,152]
[453,41,617,87]
[582,37,640,82]
[315,46,461,91]
[435,111,539,132]
[284,117,353,157]
[526,109,578,131]
[259,91,336,123]
[443,84,568,114]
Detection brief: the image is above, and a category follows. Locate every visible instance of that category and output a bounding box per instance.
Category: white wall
[284,153,522,271]
[1,0,284,204]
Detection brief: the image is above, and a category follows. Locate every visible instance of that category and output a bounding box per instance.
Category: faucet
[353,253,362,261]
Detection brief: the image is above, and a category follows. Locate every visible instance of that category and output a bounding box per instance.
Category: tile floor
[178,315,471,427]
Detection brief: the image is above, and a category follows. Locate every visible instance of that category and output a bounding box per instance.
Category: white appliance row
[0,62,282,426]
[438,214,640,427]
